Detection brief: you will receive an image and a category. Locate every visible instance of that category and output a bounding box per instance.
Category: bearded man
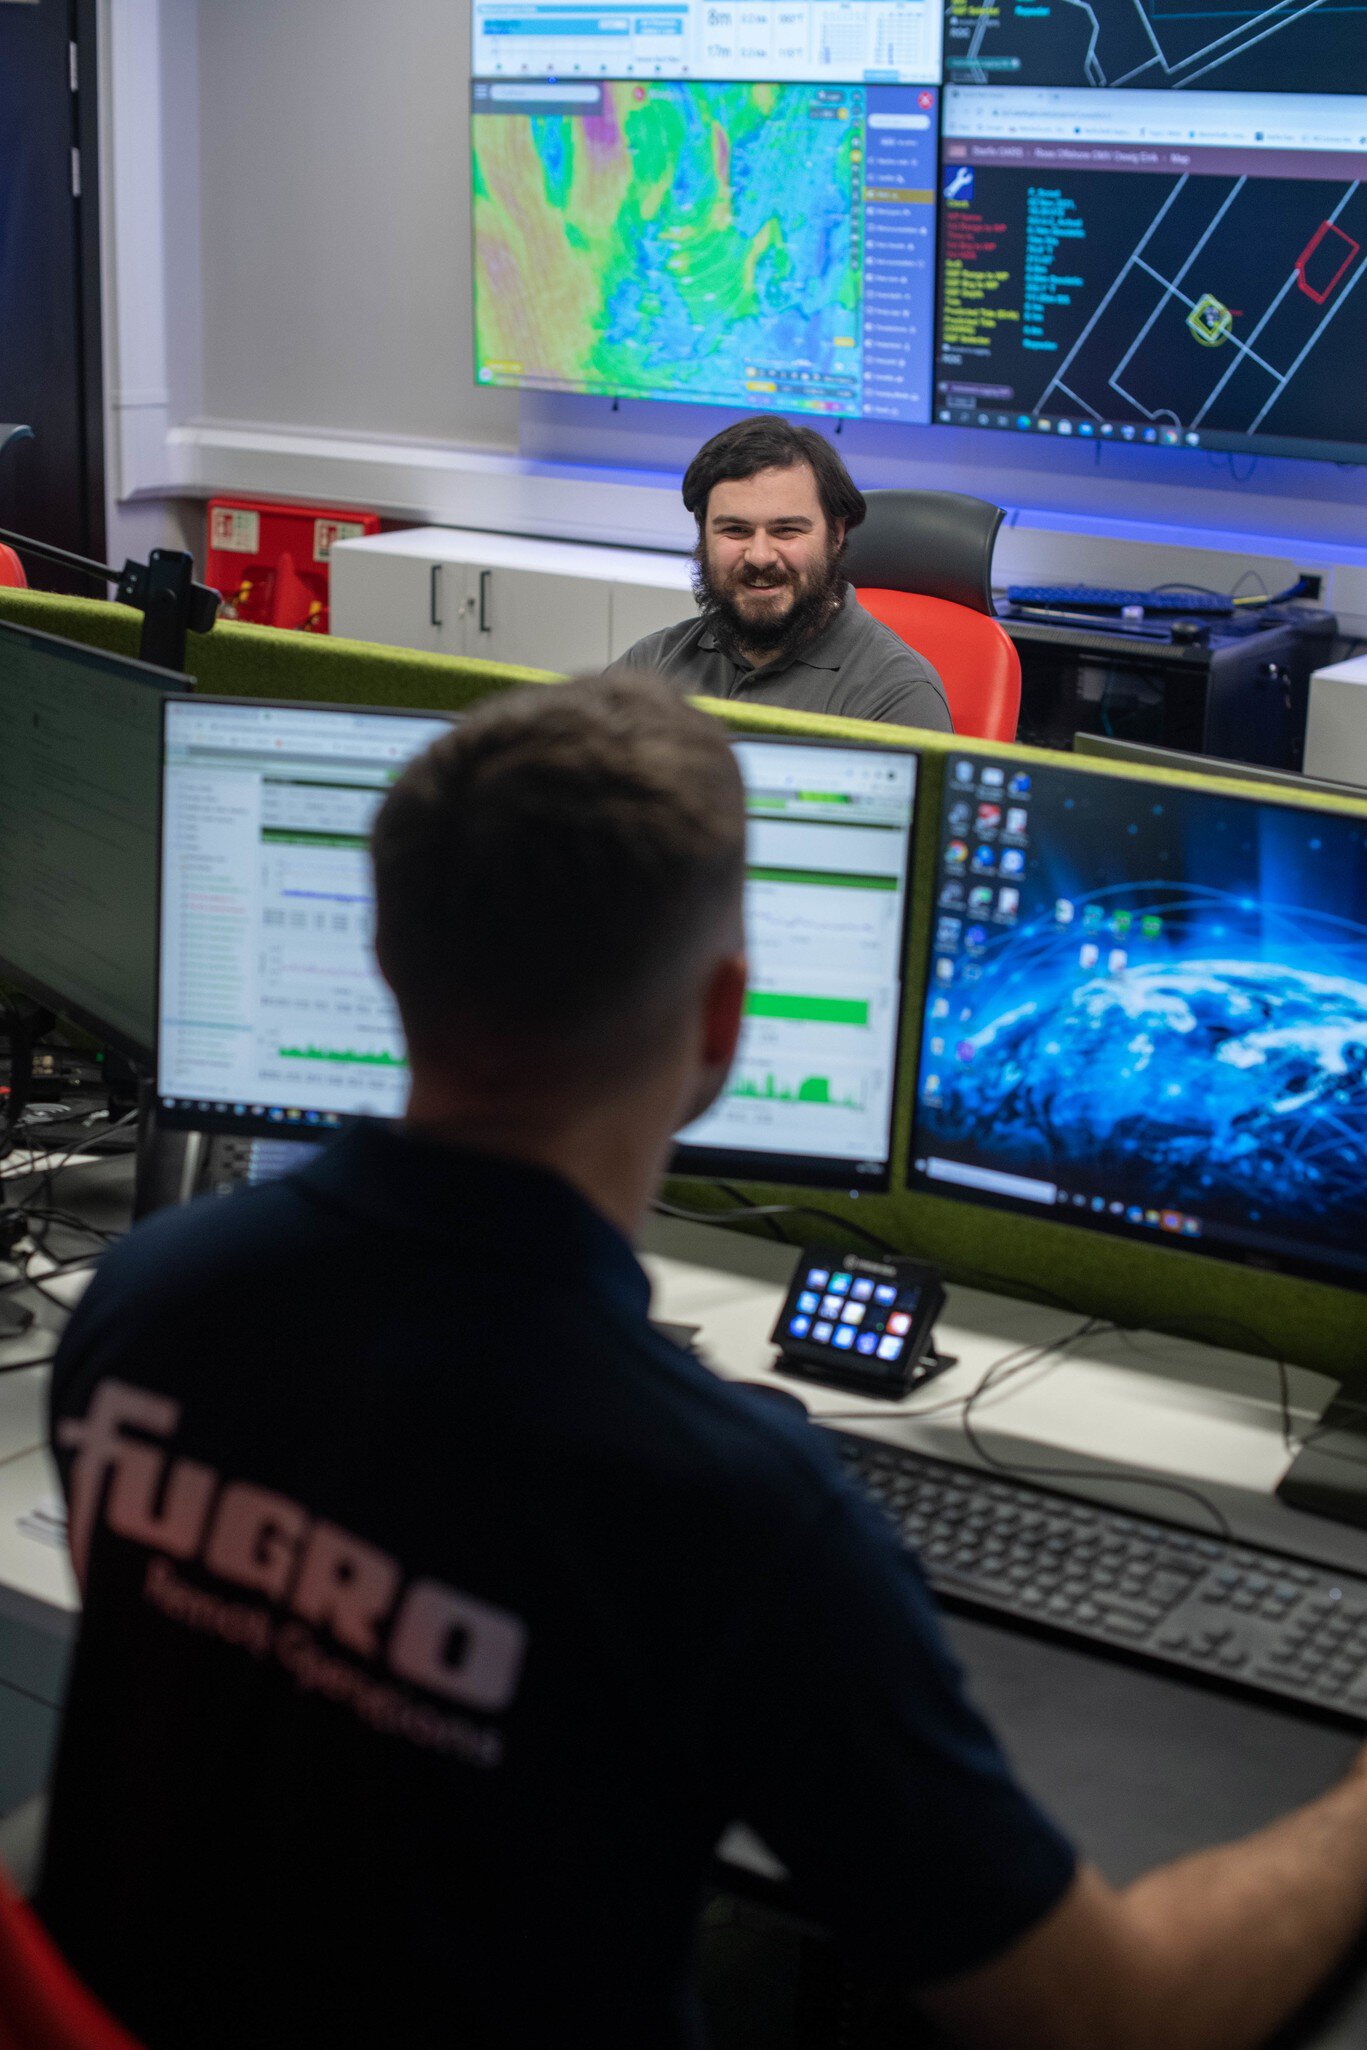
[606,415,952,730]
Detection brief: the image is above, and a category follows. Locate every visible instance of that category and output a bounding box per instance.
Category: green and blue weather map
[473,82,864,413]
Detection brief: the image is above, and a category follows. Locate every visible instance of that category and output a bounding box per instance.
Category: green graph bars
[729,1071,862,1110]
[744,991,870,1026]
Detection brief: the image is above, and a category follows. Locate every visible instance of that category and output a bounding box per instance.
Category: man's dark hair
[681,415,867,534]
[372,676,745,1087]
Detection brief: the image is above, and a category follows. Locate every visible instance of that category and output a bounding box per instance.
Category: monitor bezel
[154,694,457,1144]
[906,749,1367,1294]
[0,618,194,1066]
[671,732,922,1196]
[1073,732,1367,802]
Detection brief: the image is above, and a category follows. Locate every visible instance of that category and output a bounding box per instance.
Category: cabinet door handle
[479,569,493,634]
[430,563,443,628]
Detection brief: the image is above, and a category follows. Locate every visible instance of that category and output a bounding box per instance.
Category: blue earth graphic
[936,957,1367,1224]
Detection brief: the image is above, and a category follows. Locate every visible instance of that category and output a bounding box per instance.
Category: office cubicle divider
[3,585,1363,1389]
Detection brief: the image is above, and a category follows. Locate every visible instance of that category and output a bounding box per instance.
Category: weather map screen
[943,0,1367,94]
[909,755,1367,1289]
[935,90,1367,461]
[674,738,918,1190]
[472,79,939,421]
[157,699,453,1142]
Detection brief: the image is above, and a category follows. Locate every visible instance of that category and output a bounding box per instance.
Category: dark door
[0,0,103,582]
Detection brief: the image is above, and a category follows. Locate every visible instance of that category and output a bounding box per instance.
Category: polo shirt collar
[294,1120,652,1320]
[700,584,858,678]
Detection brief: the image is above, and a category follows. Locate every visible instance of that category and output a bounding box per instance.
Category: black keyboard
[1005,584,1235,615]
[827,1429,1367,1724]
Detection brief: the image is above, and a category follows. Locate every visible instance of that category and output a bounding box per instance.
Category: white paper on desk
[17,1495,67,1550]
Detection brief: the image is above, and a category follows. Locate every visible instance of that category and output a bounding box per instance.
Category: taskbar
[934,399,1367,466]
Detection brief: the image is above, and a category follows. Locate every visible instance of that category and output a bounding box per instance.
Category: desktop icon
[970,844,997,872]
[930,1037,945,1056]
[976,802,1002,830]
[852,1278,874,1301]
[1055,898,1075,924]
[887,1311,911,1336]
[939,879,967,910]
[945,839,969,866]
[797,1290,820,1314]
[812,1320,834,1343]
[996,887,1020,918]
[1111,910,1132,935]
[1008,773,1032,796]
[877,1335,904,1361]
[999,848,1025,876]
[964,924,989,950]
[832,1326,857,1350]
[931,997,950,1020]
[1108,948,1128,974]
[820,1293,844,1317]
[949,800,972,829]
[830,1272,851,1294]
[1079,942,1100,969]
[1005,806,1029,836]
[981,767,1005,789]
[856,1332,879,1355]
[935,958,955,984]
[969,884,994,912]
[923,1073,942,1097]
[953,760,975,785]
[937,916,963,947]
[1141,914,1163,938]
[874,1284,897,1304]
[840,1300,865,1325]
[806,1268,829,1288]
[789,1315,812,1338]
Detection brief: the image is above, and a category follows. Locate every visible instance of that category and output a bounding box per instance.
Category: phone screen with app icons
[770,1247,945,1396]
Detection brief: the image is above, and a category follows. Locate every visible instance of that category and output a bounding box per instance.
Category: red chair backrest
[0,547,27,590]
[0,1876,142,2050]
[856,587,1021,743]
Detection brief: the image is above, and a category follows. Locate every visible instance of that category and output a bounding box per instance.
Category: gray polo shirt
[605,586,953,732]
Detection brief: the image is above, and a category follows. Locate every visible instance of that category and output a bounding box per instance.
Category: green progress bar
[278,1045,408,1067]
[745,993,869,1026]
[747,866,896,891]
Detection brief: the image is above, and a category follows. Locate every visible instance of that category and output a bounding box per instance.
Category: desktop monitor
[908,751,1367,1289]
[673,735,919,1192]
[156,698,454,1141]
[1073,732,1367,800]
[0,618,192,1062]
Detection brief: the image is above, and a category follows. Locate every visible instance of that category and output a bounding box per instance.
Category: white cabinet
[330,527,694,675]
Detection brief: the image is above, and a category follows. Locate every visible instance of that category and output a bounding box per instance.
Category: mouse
[731,1379,811,1420]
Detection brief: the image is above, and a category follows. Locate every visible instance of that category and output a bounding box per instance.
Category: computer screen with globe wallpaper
[908,756,1367,1289]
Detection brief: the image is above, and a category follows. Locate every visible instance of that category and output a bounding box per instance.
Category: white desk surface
[0,1211,1362,1638]
[641,1214,1366,1576]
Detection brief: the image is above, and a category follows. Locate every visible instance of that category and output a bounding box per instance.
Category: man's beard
[692,533,847,664]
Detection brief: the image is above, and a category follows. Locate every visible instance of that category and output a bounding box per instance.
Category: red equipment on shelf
[204,498,380,634]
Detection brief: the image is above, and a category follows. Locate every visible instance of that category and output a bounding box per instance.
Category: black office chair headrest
[844,490,1005,617]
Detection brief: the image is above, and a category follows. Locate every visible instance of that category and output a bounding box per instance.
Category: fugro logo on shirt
[59,1380,528,1760]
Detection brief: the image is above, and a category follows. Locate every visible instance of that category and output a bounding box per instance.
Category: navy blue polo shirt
[40,1125,1074,2048]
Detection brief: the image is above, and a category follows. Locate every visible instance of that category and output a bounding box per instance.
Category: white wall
[100,0,1367,622]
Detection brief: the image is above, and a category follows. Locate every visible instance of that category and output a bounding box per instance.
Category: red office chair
[0,1872,142,2050]
[0,547,27,589]
[845,490,1020,742]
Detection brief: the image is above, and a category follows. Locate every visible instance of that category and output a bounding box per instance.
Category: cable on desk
[958,1321,1234,1540]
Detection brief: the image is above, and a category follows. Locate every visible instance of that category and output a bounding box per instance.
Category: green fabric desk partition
[3,587,1363,1393]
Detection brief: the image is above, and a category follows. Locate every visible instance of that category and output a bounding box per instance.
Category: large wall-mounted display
[934,90,1367,463]
[469,4,1367,460]
[472,78,939,421]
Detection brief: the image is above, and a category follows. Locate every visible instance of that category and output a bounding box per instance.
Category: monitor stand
[1275,1392,1367,1531]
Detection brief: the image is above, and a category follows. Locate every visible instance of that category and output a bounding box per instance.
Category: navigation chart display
[943,0,1367,95]
[935,90,1367,460]
[158,700,453,1140]
[909,755,1367,1290]
[473,78,938,420]
[675,737,918,1190]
